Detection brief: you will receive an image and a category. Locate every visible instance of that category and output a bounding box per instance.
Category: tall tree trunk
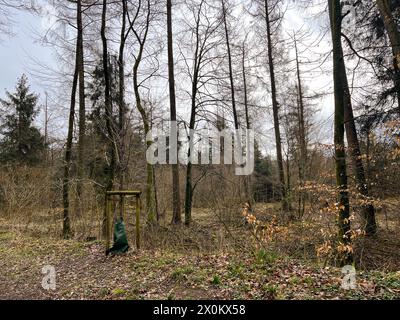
[376,0,400,116]
[167,0,182,224]
[294,37,307,218]
[117,0,128,218]
[153,166,160,222]
[242,39,252,201]
[184,75,197,226]
[286,152,290,200]
[341,65,377,235]
[134,68,155,225]
[101,0,116,238]
[118,0,127,191]
[222,0,247,200]
[222,0,238,129]
[264,0,287,211]
[184,147,194,225]
[133,0,155,224]
[44,92,49,163]
[62,56,79,239]
[76,0,86,206]
[366,126,371,179]
[184,2,203,225]
[242,43,250,130]
[329,0,352,265]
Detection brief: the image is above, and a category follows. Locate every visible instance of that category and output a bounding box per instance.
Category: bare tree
[375,0,400,115]
[61,0,86,239]
[62,53,79,240]
[264,0,288,211]
[76,0,86,211]
[167,0,182,224]
[101,0,116,237]
[221,0,239,129]
[294,35,307,218]
[131,0,157,224]
[183,0,221,225]
[329,0,352,265]
[341,55,377,236]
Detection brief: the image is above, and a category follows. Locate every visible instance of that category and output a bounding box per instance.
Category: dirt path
[1,229,399,300]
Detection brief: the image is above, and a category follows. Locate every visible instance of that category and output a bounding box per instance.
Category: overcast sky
[0,9,54,99]
[0,2,335,152]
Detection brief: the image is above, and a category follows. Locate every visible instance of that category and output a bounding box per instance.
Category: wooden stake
[135,195,140,250]
[105,195,111,254]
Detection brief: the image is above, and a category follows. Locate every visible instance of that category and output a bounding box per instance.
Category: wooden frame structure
[105,190,142,254]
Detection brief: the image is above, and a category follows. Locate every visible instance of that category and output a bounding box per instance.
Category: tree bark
[329,0,352,265]
[375,0,400,115]
[184,68,198,226]
[294,37,307,218]
[242,42,250,130]
[167,0,182,224]
[101,0,116,238]
[242,39,252,201]
[118,0,128,195]
[184,1,203,225]
[341,64,377,236]
[222,0,239,129]
[62,53,79,240]
[264,0,287,211]
[133,0,155,224]
[76,0,86,205]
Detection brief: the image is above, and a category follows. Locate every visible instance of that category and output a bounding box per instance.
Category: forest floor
[0,206,400,300]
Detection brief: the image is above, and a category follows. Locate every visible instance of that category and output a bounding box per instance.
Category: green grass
[111,288,126,296]
[171,266,194,280]
[377,272,400,289]
[289,276,301,285]
[254,249,278,266]
[227,262,245,279]
[211,275,221,286]
[262,284,278,299]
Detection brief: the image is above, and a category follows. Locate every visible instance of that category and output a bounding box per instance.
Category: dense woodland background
[0,0,400,300]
